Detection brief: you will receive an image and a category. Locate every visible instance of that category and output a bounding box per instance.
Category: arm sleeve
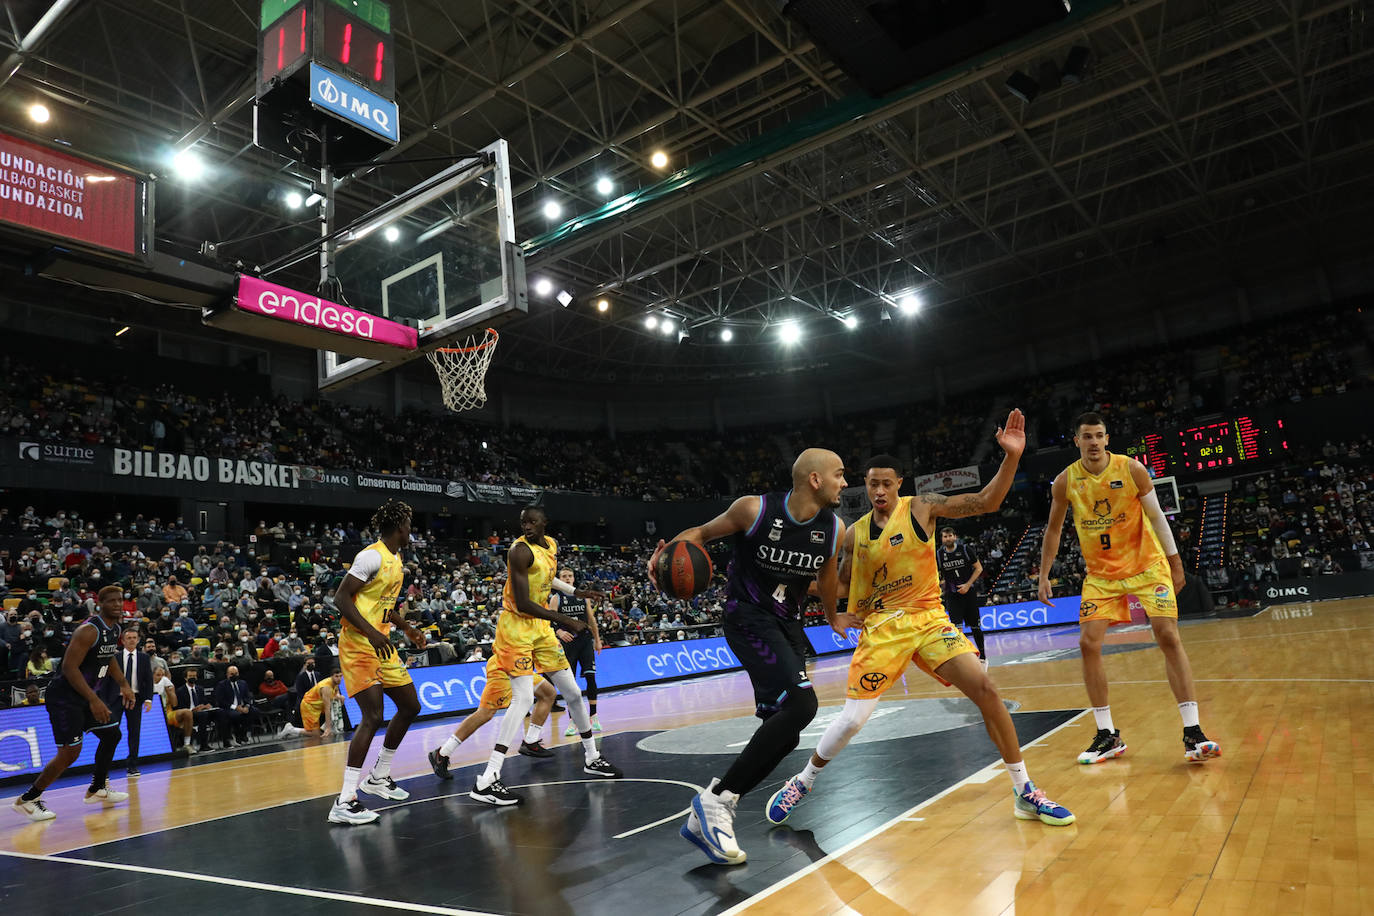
[346,548,383,583]
[1139,490,1180,555]
[550,576,576,596]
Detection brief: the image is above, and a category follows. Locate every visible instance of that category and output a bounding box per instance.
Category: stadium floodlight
[650,150,669,169]
[898,293,921,315]
[660,317,675,335]
[28,104,50,123]
[532,277,554,297]
[779,321,802,345]
[596,299,609,313]
[644,315,659,330]
[170,148,206,181]
[115,326,130,337]
[383,225,400,243]
[842,314,858,329]
[304,193,322,207]
[284,191,304,209]
[542,200,562,220]
[595,177,614,196]
[720,327,734,342]
[556,290,574,307]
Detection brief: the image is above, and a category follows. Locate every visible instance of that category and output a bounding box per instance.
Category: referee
[938,527,988,668]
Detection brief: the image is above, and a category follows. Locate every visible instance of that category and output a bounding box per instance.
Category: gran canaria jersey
[847,496,943,620]
[341,540,405,634]
[503,535,558,618]
[1065,452,1164,579]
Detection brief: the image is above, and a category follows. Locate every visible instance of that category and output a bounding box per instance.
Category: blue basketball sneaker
[680,778,746,865]
[765,776,808,825]
[1013,780,1075,826]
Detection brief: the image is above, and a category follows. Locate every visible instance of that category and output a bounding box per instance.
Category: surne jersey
[848,496,943,620]
[726,492,844,620]
[503,535,558,618]
[341,539,405,635]
[1065,452,1164,579]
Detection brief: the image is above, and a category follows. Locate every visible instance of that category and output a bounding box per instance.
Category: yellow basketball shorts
[846,607,977,699]
[478,656,547,710]
[300,695,324,730]
[1080,561,1178,624]
[492,612,569,678]
[338,626,413,694]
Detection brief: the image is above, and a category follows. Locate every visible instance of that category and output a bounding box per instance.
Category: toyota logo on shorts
[514,657,532,670]
[859,672,887,692]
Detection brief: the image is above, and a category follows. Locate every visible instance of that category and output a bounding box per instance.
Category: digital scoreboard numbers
[1124,432,1170,477]
[1178,415,1287,472]
[255,0,397,167]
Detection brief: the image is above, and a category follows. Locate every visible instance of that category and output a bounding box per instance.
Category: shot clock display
[1120,414,1288,476]
[258,0,394,97]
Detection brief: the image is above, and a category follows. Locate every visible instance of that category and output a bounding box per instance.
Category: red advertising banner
[0,131,145,257]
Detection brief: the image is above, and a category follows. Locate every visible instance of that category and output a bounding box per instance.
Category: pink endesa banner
[234,275,418,350]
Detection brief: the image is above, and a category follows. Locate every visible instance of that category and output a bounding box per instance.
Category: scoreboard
[1121,413,1288,477]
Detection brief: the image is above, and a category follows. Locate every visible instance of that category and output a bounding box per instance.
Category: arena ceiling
[3,0,1374,386]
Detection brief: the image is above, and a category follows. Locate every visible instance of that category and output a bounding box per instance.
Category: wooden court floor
[3,597,1371,915]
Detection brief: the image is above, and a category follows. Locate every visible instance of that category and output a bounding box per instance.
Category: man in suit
[177,669,228,751]
[213,664,261,745]
[292,657,320,726]
[118,628,154,777]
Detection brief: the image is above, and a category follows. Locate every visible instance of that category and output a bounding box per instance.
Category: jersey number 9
[1099,533,1112,550]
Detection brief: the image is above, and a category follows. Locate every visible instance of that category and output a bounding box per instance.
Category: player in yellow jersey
[768,410,1075,828]
[327,500,428,826]
[282,669,343,737]
[427,658,559,792]
[470,506,620,806]
[1038,412,1221,765]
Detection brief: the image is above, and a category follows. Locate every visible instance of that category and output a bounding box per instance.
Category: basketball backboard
[317,138,525,390]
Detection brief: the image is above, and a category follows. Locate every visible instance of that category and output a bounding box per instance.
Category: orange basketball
[655,540,713,598]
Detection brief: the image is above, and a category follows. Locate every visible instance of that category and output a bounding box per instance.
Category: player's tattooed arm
[918,408,1025,524]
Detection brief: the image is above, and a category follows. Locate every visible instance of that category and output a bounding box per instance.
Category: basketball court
[4,597,1369,915]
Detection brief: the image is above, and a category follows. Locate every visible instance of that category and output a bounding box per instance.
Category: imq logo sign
[309,63,400,142]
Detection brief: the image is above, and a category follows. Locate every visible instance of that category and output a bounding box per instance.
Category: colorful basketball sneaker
[1183,727,1221,762]
[1013,781,1075,826]
[1078,728,1127,764]
[765,775,809,825]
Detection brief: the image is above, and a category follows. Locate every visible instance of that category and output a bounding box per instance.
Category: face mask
[44,630,53,637]
[62,616,71,623]
[186,678,197,685]
[162,611,170,618]
[228,674,239,681]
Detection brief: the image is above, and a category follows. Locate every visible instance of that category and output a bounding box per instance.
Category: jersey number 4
[1099,533,1112,550]
[772,583,788,603]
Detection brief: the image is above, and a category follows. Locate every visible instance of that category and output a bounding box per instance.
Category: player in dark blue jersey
[648,447,850,866]
[938,526,987,667]
[11,585,136,822]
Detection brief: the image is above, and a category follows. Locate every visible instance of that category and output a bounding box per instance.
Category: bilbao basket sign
[0,130,149,259]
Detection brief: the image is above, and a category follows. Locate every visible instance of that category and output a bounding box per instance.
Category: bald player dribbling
[649,447,846,866]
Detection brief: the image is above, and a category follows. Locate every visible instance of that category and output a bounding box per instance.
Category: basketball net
[427,328,498,412]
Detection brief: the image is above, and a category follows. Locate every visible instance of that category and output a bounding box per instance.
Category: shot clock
[255,0,398,168]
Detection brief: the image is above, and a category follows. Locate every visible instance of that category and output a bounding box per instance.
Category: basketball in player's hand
[654,540,713,598]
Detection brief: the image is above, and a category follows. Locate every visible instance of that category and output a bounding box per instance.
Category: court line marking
[369,776,706,840]
[715,708,1092,916]
[0,848,501,915]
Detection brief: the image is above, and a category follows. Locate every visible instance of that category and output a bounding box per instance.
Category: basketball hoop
[427,328,499,412]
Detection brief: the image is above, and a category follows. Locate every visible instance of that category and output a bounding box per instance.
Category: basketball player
[280,669,344,738]
[470,507,620,807]
[767,412,1075,830]
[551,568,603,735]
[647,448,846,866]
[328,500,428,826]
[428,657,559,790]
[10,585,136,822]
[1037,412,1220,765]
[938,526,988,667]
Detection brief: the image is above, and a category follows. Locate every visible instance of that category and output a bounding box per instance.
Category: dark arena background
[1,1,1373,913]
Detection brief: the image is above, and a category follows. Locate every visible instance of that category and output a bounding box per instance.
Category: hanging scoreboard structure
[254,0,398,168]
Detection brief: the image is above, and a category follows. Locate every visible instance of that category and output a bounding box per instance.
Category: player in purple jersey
[648,448,850,866]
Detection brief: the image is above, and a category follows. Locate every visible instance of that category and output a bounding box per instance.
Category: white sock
[1005,760,1030,793]
[1092,705,1115,732]
[798,759,825,790]
[480,750,505,786]
[524,724,542,744]
[1178,701,1200,728]
[439,734,461,758]
[339,766,362,804]
[582,736,599,763]
[371,746,395,779]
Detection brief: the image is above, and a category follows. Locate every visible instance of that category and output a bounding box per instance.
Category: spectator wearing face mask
[143,638,169,677]
[256,669,292,712]
[177,607,198,642]
[17,589,44,620]
[280,629,306,656]
[260,630,282,659]
[162,576,188,609]
[136,586,161,620]
[177,668,227,751]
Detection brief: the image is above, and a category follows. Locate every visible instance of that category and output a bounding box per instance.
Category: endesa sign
[0,697,172,780]
[232,275,418,352]
[0,130,148,259]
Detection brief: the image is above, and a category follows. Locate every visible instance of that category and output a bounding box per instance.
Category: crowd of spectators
[2,307,1365,502]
